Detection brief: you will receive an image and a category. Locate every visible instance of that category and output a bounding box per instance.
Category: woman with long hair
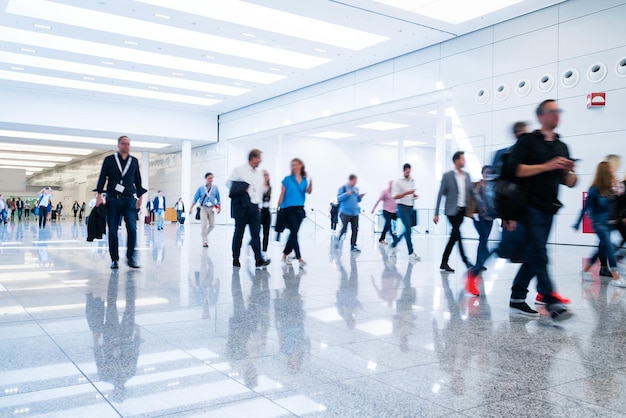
[261,170,272,253]
[582,161,625,287]
[277,159,313,266]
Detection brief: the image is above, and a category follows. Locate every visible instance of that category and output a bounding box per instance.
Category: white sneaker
[581,271,594,282]
[409,253,421,261]
[610,278,626,288]
[282,257,292,266]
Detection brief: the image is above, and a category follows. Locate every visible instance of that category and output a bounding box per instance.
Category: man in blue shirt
[337,174,365,252]
[153,190,166,231]
[191,172,221,248]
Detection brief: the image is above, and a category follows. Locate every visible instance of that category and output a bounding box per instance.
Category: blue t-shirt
[281,175,308,208]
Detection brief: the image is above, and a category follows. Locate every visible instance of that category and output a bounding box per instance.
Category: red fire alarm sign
[587,92,606,108]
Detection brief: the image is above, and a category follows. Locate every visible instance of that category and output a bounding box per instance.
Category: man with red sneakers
[506,100,577,321]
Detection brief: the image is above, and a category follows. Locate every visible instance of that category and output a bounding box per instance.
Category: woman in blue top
[581,161,625,287]
[277,158,313,266]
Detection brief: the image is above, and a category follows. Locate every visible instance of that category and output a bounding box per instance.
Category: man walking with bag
[390,163,421,261]
[191,172,221,248]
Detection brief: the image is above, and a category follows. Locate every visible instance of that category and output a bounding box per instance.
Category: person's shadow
[86,270,140,402]
[336,253,362,329]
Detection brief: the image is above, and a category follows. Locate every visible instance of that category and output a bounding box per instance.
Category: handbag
[410,209,417,227]
[195,207,201,220]
[275,210,286,233]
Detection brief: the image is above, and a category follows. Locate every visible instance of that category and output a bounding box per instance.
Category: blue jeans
[392,205,414,254]
[156,208,165,229]
[0,209,6,224]
[511,206,556,303]
[473,217,493,270]
[107,197,138,262]
[38,206,48,228]
[589,223,617,269]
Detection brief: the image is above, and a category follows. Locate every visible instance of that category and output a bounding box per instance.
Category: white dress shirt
[394,177,415,206]
[228,163,264,206]
[455,170,466,207]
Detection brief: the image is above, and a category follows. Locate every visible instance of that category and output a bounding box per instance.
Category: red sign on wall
[582,191,594,234]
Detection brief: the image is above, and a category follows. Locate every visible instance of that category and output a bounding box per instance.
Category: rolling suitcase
[144,215,151,225]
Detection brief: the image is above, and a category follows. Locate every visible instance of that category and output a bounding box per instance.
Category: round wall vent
[587,62,607,83]
[495,83,510,101]
[561,68,580,88]
[537,74,554,93]
[475,88,489,105]
[616,57,626,77]
[515,79,531,97]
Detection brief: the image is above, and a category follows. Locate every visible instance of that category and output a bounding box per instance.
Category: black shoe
[599,267,613,277]
[548,303,573,322]
[110,260,119,269]
[509,301,540,317]
[233,259,241,268]
[127,259,141,269]
[440,263,454,272]
[255,258,271,268]
[351,246,361,253]
[480,266,487,272]
[464,260,474,269]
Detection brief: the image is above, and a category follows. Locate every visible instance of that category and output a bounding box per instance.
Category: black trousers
[260,208,271,252]
[282,206,305,259]
[339,214,359,247]
[442,208,469,264]
[232,210,262,261]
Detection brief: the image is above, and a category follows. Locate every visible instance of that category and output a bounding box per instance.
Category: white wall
[217,0,626,246]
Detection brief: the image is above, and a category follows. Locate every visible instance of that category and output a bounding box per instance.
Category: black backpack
[491,148,527,221]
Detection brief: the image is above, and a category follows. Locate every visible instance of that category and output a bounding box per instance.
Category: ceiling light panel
[0,143,93,155]
[135,0,388,50]
[0,70,221,107]
[0,152,72,162]
[6,0,330,69]
[356,122,410,131]
[0,51,250,96]
[375,0,524,24]
[0,165,43,172]
[0,27,283,84]
[0,130,169,149]
[310,131,356,139]
[0,159,56,168]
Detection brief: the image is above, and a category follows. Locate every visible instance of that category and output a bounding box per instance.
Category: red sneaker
[535,292,571,305]
[465,273,480,296]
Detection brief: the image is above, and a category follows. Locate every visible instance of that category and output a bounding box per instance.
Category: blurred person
[470,165,495,274]
[72,200,80,218]
[0,194,6,225]
[24,200,31,218]
[581,161,625,287]
[16,197,23,221]
[506,100,577,321]
[337,174,365,252]
[56,201,63,221]
[95,135,146,269]
[434,151,474,272]
[276,158,313,266]
[390,163,421,260]
[260,170,271,253]
[227,149,271,268]
[174,198,185,224]
[79,202,86,221]
[37,187,53,228]
[371,180,397,245]
[153,190,166,231]
[191,172,221,248]
[329,200,339,231]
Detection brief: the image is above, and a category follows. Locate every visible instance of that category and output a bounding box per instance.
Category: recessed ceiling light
[10,66,24,71]
[203,55,215,60]
[314,48,327,53]
[123,40,139,46]
[435,81,445,90]
[0,130,170,149]
[101,60,114,65]
[147,85,159,90]
[375,0,523,25]
[0,51,249,96]
[33,23,51,29]
[269,67,280,72]
[383,140,427,147]
[426,108,455,116]
[172,72,183,76]
[0,159,56,168]
[283,119,291,126]
[0,165,43,172]
[311,131,356,139]
[233,82,244,86]
[0,152,72,162]
[153,13,171,19]
[356,122,409,131]
[241,32,256,38]
[0,142,93,155]
[0,28,284,84]
[20,48,36,53]
[369,97,381,105]
[6,0,330,69]
[135,0,388,50]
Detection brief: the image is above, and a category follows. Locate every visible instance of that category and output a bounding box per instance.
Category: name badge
[115,183,125,193]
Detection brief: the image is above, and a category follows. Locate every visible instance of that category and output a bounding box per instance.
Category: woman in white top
[38,187,52,228]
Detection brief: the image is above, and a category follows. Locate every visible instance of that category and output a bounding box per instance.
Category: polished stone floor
[1,216,625,417]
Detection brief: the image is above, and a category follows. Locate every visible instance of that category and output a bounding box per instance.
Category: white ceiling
[0,0,566,114]
[0,0,566,179]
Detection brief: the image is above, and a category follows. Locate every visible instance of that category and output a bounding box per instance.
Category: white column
[435,100,447,181]
[141,151,150,219]
[274,134,284,209]
[179,140,192,306]
[397,137,405,169]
